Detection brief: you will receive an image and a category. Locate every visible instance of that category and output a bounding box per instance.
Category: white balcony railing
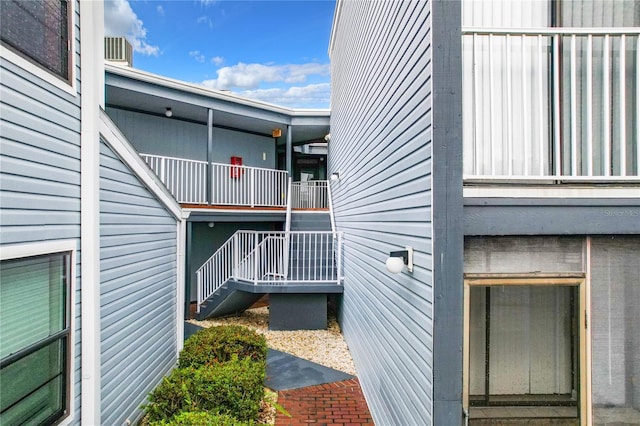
[140,154,288,206]
[463,28,640,181]
[196,230,343,312]
[210,163,288,207]
[291,181,329,209]
[141,154,208,203]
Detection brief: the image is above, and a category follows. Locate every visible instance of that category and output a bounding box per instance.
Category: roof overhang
[105,63,330,145]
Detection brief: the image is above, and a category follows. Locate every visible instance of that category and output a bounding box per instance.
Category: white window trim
[0,239,77,426]
[0,0,77,97]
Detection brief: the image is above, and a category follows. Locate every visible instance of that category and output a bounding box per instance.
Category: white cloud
[157,5,165,16]
[200,0,217,6]
[196,15,213,28]
[236,83,331,109]
[104,0,160,56]
[189,50,205,63]
[211,56,225,66]
[200,62,330,91]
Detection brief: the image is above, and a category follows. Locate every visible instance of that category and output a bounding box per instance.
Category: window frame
[0,240,76,426]
[0,0,77,96]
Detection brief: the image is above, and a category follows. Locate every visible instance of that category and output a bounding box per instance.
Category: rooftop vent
[104,37,133,67]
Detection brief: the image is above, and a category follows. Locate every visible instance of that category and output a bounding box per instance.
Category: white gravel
[188,307,357,376]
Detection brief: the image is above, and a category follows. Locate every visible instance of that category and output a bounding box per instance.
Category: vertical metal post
[254,233,259,285]
[250,168,255,207]
[570,35,578,176]
[286,124,293,177]
[619,35,627,176]
[522,34,529,176]
[207,108,214,205]
[196,270,201,314]
[586,35,594,176]
[603,35,611,176]
[553,34,562,176]
[506,34,513,176]
[337,232,343,284]
[233,233,239,279]
[637,35,640,176]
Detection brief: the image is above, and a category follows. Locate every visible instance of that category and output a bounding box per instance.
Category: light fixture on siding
[330,172,340,182]
[386,247,413,273]
[324,133,331,142]
[165,107,173,118]
[207,222,214,228]
[272,128,282,138]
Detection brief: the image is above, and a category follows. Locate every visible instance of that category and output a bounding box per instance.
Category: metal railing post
[250,168,255,207]
[196,270,201,313]
[337,232,343,284]
[254,232,259,285]
[233,233,239,279]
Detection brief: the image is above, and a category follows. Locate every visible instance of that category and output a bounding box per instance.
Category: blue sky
[104,0,336,109]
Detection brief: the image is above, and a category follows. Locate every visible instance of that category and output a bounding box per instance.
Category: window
[0,252,71,426]
[462,0,640,178]
[0,0,70,82]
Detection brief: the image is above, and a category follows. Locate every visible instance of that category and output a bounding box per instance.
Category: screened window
[0,253,71,426]
[0,0,70,82]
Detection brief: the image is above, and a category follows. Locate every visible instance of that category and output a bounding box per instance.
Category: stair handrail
[195,231,240,313]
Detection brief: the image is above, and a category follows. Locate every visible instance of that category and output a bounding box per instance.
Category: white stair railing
[195,230,344,313]
[195,233,237,313]
[291,181,329,209]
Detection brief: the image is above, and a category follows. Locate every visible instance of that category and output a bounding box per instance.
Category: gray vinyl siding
[0,0,82,420]
[99,141,178,426]
[329,1,435,424]
[106,107,276,168]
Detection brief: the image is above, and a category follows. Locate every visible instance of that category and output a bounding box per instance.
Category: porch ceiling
[105,65,329,145]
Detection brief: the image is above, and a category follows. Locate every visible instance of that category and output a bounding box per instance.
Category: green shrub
[149,411,254,426]
[179,325,267,369]
[143,356,265,423]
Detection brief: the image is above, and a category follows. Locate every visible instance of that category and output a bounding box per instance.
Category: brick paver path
[275,378,374,426]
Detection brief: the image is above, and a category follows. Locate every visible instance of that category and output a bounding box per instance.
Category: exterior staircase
[194,181,343,328]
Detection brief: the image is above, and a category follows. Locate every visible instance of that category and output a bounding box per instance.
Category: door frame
[463,273,589,425]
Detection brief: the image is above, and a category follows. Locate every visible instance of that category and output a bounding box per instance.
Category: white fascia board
[328,0,343,58]
[98,109,183,220]
[105,64,331,118]
[80,1,103,424]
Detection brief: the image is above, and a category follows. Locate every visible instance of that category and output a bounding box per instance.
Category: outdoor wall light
[165,107,173,118]
[324,133,331,142]
[207,222,214,228]
[330,172,340,182]
[386,246,414,274]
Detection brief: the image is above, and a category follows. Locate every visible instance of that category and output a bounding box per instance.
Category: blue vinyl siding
[0,0,82,420]
[99,141,178,425]
[329,1,434,424]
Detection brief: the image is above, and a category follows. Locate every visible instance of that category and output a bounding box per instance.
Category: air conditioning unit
[104,37,133,67]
